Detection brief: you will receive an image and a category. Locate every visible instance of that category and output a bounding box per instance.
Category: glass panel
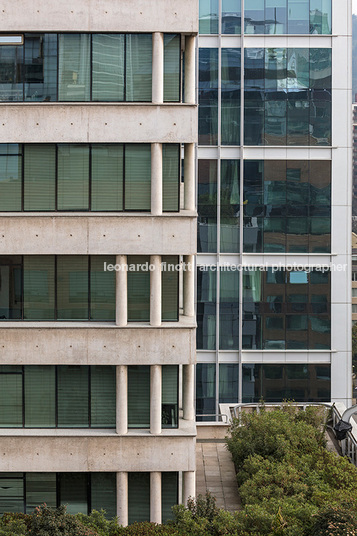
[57,366,89,427]
[0,44,23,101]
[310,0,331,34]
[196,363,216,420]
[128,366,150,428]
[221,49,241,145]
[125,145,151,211]
[24,34,57,102]
[199,0,219,33]
[0,475,24,514]
[58,34,90,101]
[24,366,56,427]
[57,144,89,210]
[90,256,115,321]
[197,268,216,350]
[265,0,287,34]
[244,48,264,145]
[92,34,124,102]
[90,366,116,428]
[60,473,88,515]
[23,256,55,320]
[219,364,238,403]
[57,256,89,320]
[162,144,179,212]
[127,256,150,322]
[288,0,309,33]
[222,0,241,34]
[91,144,123,211]
[91,473,117,518]
[245,0,265,34]
[198,49,218,145]
[0,150,22,211]
[0,256,23,320]
[164,34,180,102]
[128,473,150,524]
[162,366,178,429]
[26,473,56,513]
[162,473,178,523]
[162,256,179,321]
[221,160,240,253]
[126,34,152,102]
[220,269,239,349]
[0,371,23,427]
[24,144,56,211]
[198,160,217,253]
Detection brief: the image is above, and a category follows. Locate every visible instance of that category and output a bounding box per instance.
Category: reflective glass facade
[0,33,181,102]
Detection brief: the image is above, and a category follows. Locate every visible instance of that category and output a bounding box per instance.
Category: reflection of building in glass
[196,0,351,419]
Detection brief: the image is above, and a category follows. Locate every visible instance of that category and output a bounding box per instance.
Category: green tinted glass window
[164,35,180,102]
[24,144,56,210]
[128,366,150,429]
[57,145,89,210]
[91,145,123,211]
[92,34,124,101]
[126,34,152,101]
[58,34,90,101]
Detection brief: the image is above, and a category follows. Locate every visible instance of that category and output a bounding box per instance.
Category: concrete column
[117,472,128,527]
[152,32,164,104]
[151,143,163,216]
[116,365,128,435]
[183,254,195,317]
[116,255,127,327]
[184,144,195,212]
[150,365,162,434]
[183,364,195,421]
[184,35,196,104]
[150,472,162,523]
[183,471,195,505]
[150,255,162,326]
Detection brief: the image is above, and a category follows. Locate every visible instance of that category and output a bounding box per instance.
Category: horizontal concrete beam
[0,325,196,365]
[0,215,197,255]
[0,435,196,472]
[0,104,197,144]
[0,0,198,33]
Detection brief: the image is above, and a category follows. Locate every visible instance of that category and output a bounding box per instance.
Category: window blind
[26,473,56,513]
[127,256,150,322]
[91,473,117,518]
[128,473,150,524]
[23,256,55,320]
[126,34,152,102]
[60,473,88,515]
[128,366,150,428]
[90,366,116,428]
[57,144,89,210]
[0,153,22,211]
[58,34,90,102]
[23,144,56,210]
[164,35,180,102]
[57,256,89,320]
[125,145,151,211]
[92,34,124,102]
[162,144,180,212]
[24,366,56,427]
[162,256,179,321]
[91,145,123,211]
[162,366,178,429]
[57,366,89,427]
[162,473,178,522]
[0,475,24,514]
[90,256,116,321]
[0,372,22,427]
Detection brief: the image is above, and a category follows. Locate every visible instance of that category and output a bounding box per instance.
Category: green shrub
[30,504,100,536]
[311,506,357,536]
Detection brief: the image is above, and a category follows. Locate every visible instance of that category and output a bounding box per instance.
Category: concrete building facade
[195,0,352,416]
[0,0,198,524]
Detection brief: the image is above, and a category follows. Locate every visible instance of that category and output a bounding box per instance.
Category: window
[196,363,216,420]
[197,268,217,350]
[198,160,217,253]
[0,143,180,212]
[198,48,218,145]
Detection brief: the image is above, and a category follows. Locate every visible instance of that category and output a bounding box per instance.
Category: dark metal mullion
[22,366,25,427]
[123,144,126,211]
[55,144,58,211]
[21,144,24,211]
[87,473,91,515]
[176,255,179,321]
[56,473,60,508]
[179,34,183,103]
[89,144,92,210]
[177,144,180,212]
[55,366,58,428]
[22,37,25,102]
[23,472,26,514]
[21,255,24,320]
[88,366,91,428]
[54,256,58,320]
[88,255,91,320]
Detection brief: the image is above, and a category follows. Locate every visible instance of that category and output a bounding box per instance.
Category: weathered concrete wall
[0,104,197,144]
[0,0,198,33]
[0,434,196,472]
[0,215,196,255]
[0,324,196,365]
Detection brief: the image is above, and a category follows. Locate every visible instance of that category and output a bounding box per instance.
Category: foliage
[310,506,357,536]
[352,323,357,373]
[30,504,100,536]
